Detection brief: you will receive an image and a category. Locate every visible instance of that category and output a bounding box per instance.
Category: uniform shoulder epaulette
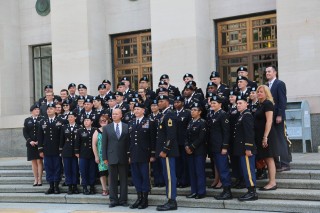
[244,112,252,115]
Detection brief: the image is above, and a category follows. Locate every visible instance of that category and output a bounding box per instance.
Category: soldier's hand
[159,151,167,158]
[128,158,131,164]
[75,154,80,158]
[39,152,44,158]
[104,160,108,165]
[150,157,156,162]
[30,141,35,147]
[245,150,252,157]
[221,149,228,155]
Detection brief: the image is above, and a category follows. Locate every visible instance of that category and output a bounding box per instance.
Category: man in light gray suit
[102,108,130,208]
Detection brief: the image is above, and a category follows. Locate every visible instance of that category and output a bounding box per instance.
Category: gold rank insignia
[159,125,162,129]
[168,118,172,127]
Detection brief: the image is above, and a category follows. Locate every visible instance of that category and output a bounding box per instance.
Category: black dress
[254,100,278,159]
[23,116,42,161]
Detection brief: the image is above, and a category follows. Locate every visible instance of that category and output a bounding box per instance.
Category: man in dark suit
[101,108,130,208]
[266,65,291,172]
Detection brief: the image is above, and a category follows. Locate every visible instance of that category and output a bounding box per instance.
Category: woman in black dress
[23,103,43,186]
[255,85,278,191]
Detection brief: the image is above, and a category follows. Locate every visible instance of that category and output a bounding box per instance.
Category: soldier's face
[77,100,84,107]
[134,107,145,118]
[60,91,68,100]
[173,101,183,110]
[103,83,111,91]
[162,78,169,84]
[236,100,248,112]
[117,86,125,93]
[238,71,248,77]
[93,100,101,108]
[229,95,236,104]
[207,86,217,93]
[116,95,123,103]
[211,77,221,85]
[183,88,192,97]
[99,88,107,95]
[138,89,146,97]
[78,88,87,96]
[46,93,54,102]
[69,87,76,95]
[83,119,92,128]
[139,81,148,89]
[210,101,221,112]
[158,100,168,110]
[191,108,201,118]
[47,107,55,116]
[249,91,257,100]
[68,115,76,124]
[183,77,193,84]
[151,104,159,113]
[32,108,40,116]
[108,99,116,108]
[84,103,93,111]
[237,80,248,90]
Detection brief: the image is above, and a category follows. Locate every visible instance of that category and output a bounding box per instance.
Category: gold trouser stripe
[165,157,172,199]
[245,156,254,187]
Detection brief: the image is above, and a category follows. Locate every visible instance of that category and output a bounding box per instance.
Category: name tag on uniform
[81,132,88,137]
[28,121,33,124]
[142,120,149,128]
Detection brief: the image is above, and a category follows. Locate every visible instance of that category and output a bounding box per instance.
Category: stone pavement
[0,203,279,213]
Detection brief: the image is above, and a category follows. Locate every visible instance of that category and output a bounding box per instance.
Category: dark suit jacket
[269,79,287,120]
[101,122,129,165]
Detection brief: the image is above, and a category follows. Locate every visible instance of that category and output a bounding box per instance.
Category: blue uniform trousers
[230,155,243,179]
[240,155,256,187]
[213,153,231,186]
[63,157,78,185]
[44,155,62,183]
[161,157,177,200]
[79,158,97,186]
[131,162,150,192]
[187,154,206,195]
[176,145,190,186]
[152,158,164,185]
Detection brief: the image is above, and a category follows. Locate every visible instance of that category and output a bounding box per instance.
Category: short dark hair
[60,89,69,95]
[267,65,277,72]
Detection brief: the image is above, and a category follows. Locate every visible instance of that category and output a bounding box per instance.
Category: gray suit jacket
[101,122,129,165]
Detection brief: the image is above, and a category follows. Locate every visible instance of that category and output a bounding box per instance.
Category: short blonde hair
[257,85,274,104]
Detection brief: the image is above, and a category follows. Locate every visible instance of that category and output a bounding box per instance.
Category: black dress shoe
[259,185,277,191]
[37,183,42,186]
[109,202,118,208]
[156,199,177,211]
[214,186,233,200]
[195,194,206,199]
[119,202,129,207]
[186,193,197,198]
[83,186,90,195]
[238,187,258,201]
[33,183,38,187]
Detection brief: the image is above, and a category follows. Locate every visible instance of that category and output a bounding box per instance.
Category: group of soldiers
[23,65,278,211]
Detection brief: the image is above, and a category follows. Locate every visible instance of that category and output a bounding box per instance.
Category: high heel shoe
[33,182,38,187]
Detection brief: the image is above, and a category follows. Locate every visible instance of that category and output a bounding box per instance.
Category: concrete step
[1,177,320,190]
[0,192,319,213]
[0,170,36,177]
[1,184,320,202]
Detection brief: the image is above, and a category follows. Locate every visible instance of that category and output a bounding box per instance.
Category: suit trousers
[240,155,256,187]
[187,154,206,195]
[109,163,128,204]
[79,158,96,186]
[213,153,231,186]
[161,157,177,200]
[44,155,62,183]
[63,157,78,185]
[131,162,150,192]
[274,120,291,167]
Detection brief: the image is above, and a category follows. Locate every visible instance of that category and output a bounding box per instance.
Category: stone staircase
[0,154,319,212]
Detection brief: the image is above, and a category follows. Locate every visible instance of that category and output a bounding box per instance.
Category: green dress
[97,129,108,172]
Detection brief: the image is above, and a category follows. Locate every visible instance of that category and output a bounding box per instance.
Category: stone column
[150,0,213,91]
[51,0,106,95]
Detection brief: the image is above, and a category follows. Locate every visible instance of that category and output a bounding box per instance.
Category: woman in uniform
[185,103,207,199]
[23,103,43,186]
[93,114,111,196]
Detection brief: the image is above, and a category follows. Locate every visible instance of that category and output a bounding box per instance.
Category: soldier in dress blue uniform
[38,103,63,194]
[148,100,165,188]
[115,91,129,115]
[159,74,180,97]
[75,115,97,195]
[183,84,202,110]
[59,112,80,194]
[185,103,207,199]
[58,99,72,124]
[249,87,258,115]
[128,103,155,209]
[121,77,135,103]
[210,71,230,111]
[97,83,110,109]
[237,76,251,100]
[155,95,179,211]
[233,96,258,201]
[174,96,191,188]
[68,83,78,111]
[78,84,93,100]
[105,94,118,120]
[77,98,98,128]
[38,85,62,106]
[233,66,258,91]
[102,79,115,96]
[93,96,107,127]
[122,98,138,123]
[206,96,233,200]
[157,86,174,107]
[23,103,44,186]
[139,76,156,100]
[73,96,85,115]
[181,75,205,101]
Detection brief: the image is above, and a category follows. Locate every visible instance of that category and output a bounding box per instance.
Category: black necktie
[137,119,140,125]
[50,119,53,123]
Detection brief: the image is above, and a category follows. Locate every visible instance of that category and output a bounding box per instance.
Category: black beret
[174,96,185,102]
[115,91,124,96]
[68,83,76,89]
[134,102,145,109]
[121,77,130,81]
[102,79,111,85]
[157,95,169,101]
[207,82,217,88]
[229,90,240,96]
[151,99,158,105]
[237,95,249,102]
[210,95,223,103]
[237,66,248,72]
[44,85,53,90]
[84,98,93,103]
[67,111,77,117]
[210,71,220,78]
[98,84,106,90]
[30,103,40,112]
[117,82,126,87]
[183,73,194,80]
[77,96,85,101]
[128,98,138,103]
[191,102,202,111]
[78,84,87,90]
[62,99,71,105]
[84,114,93,121]
[139,76,149,82]
[236,76,249,82]
[160,74,169,80]
[186,80,196,87]
[158,81,168,86]
[206,92,215,98]
[158,87,168,92]
[47,103,56,108]
[184,84,194,90]
[251,87,257,92]
[107,94,116,100]
[92,96,102,101]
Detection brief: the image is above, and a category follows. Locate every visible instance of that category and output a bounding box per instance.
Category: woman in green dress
[93,114,111,196]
